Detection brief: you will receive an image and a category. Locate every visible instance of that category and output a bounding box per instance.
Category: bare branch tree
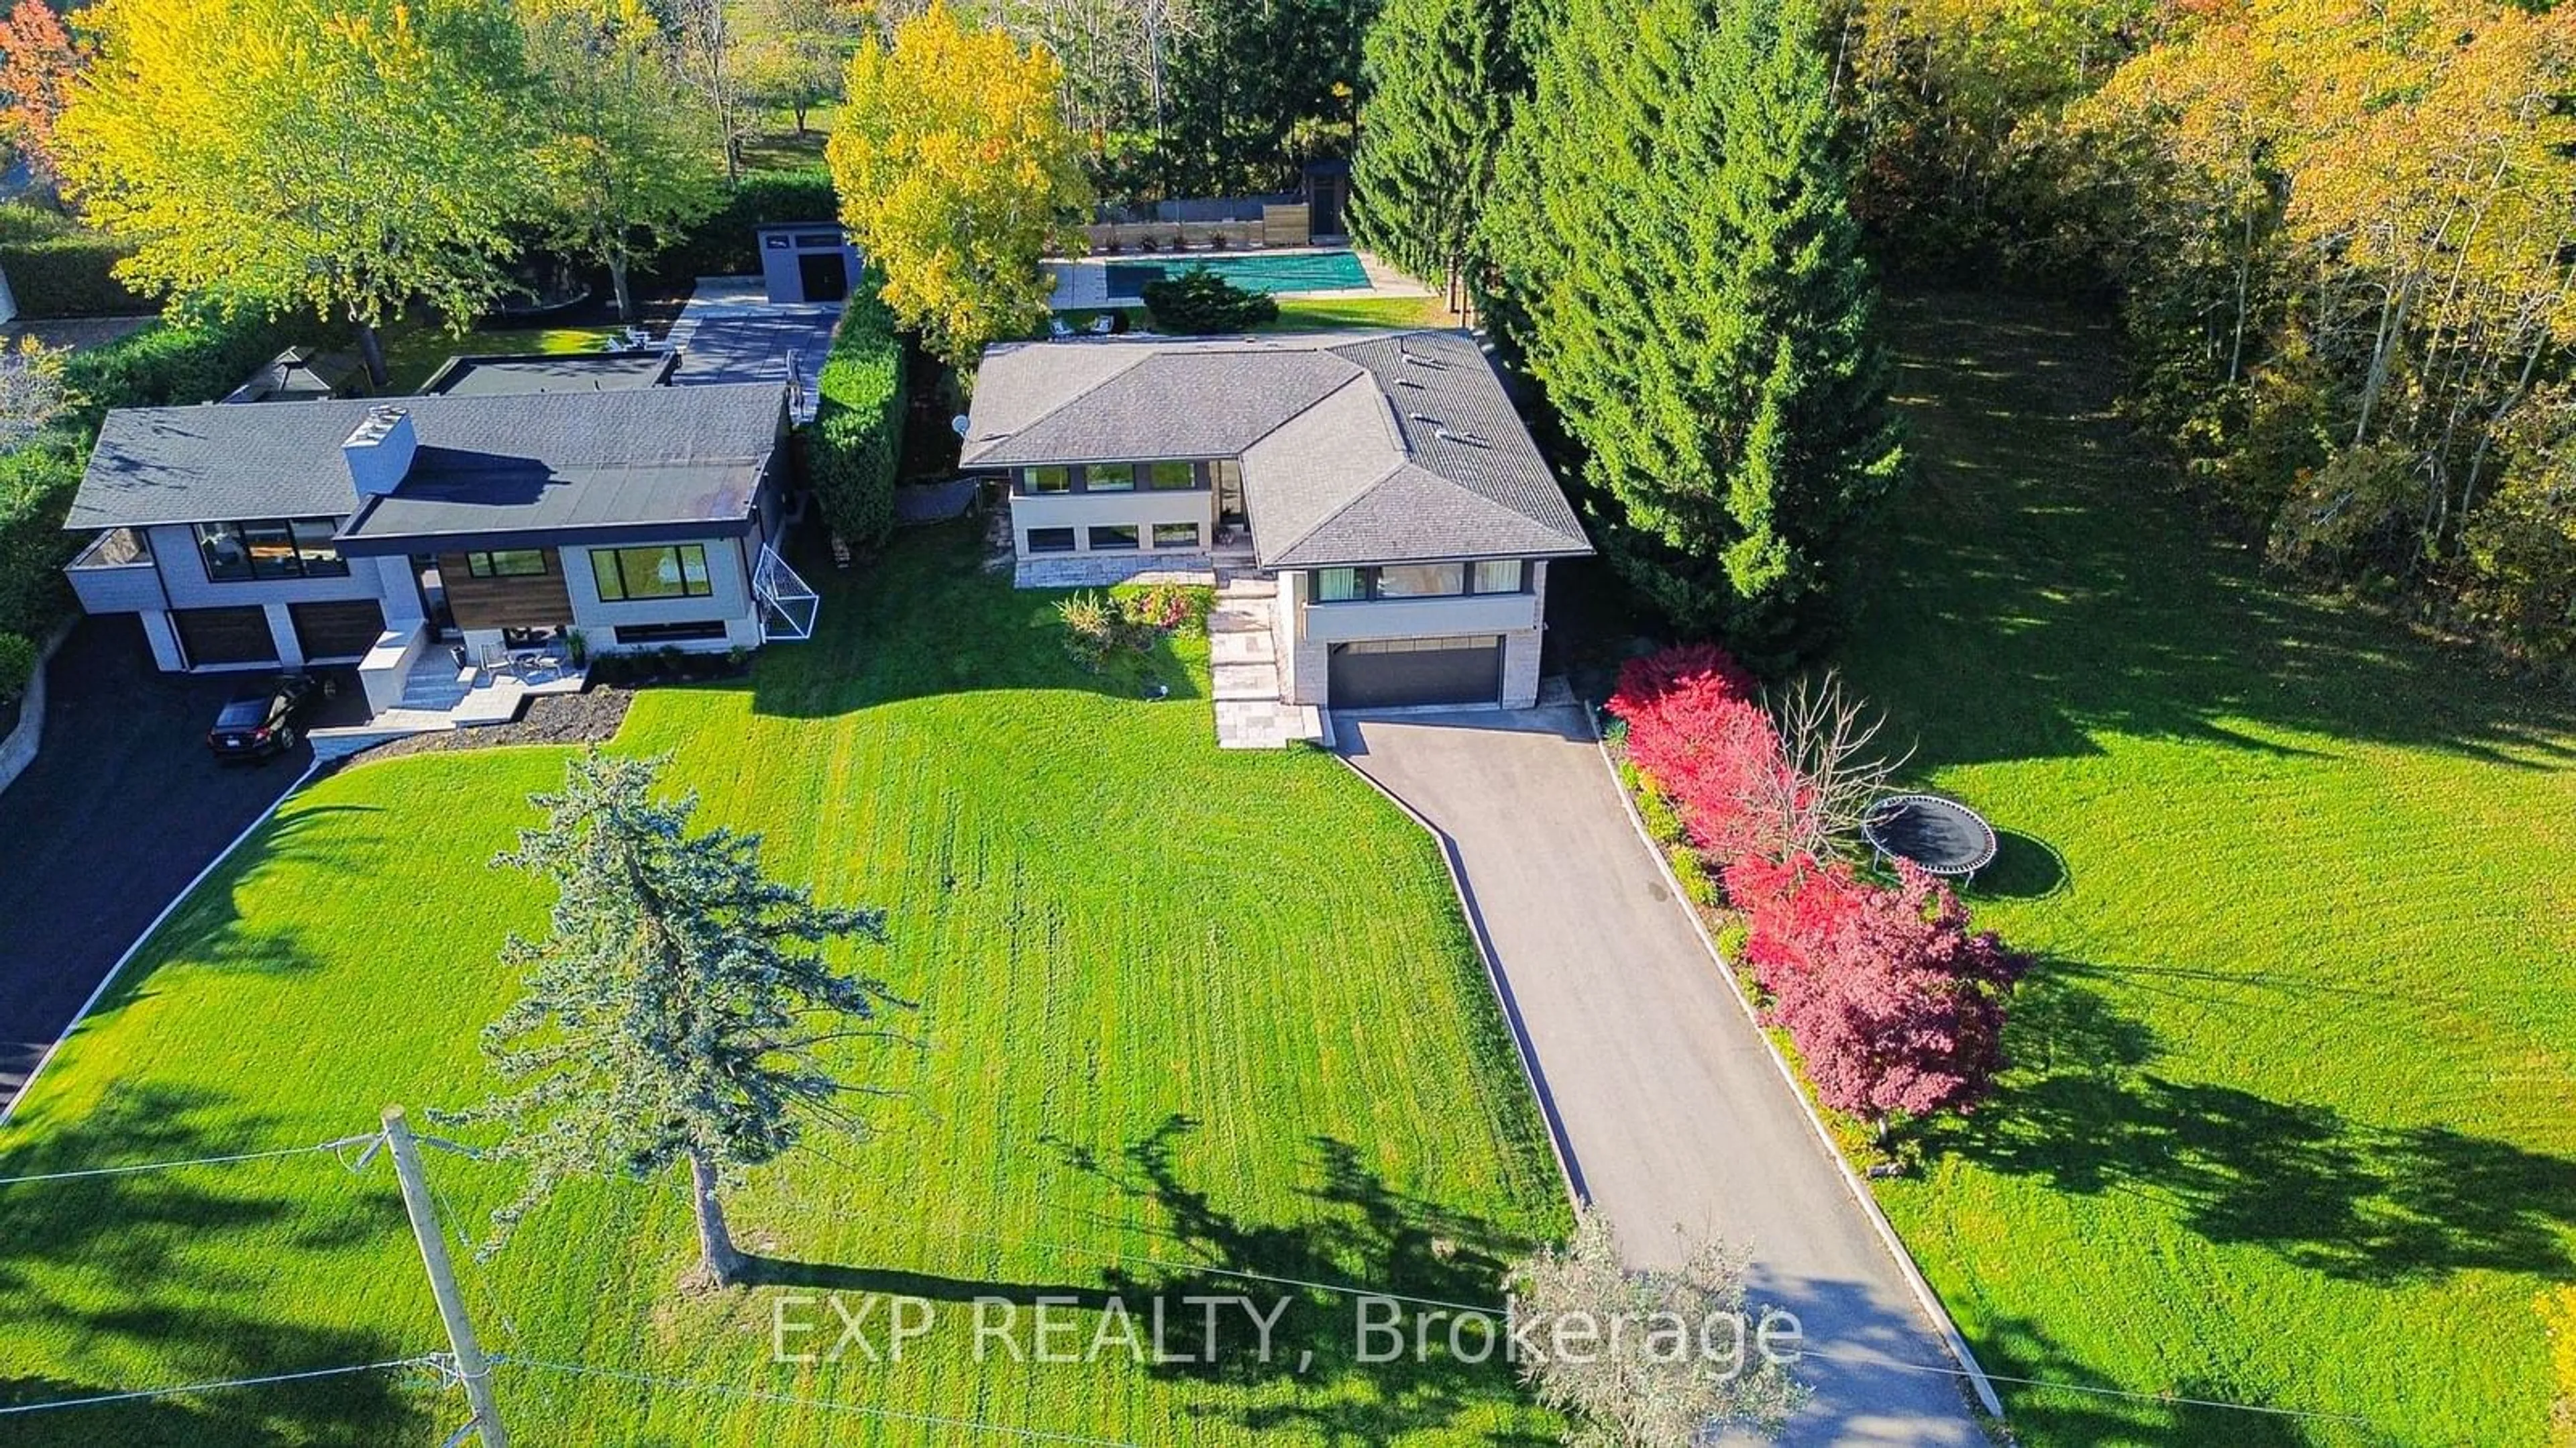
[1751,669,1911,864]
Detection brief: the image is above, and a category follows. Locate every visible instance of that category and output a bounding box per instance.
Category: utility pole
[382,1106,511,1448]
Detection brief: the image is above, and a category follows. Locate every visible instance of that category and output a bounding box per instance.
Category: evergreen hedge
[639,170,840,287]
[0,235,148,318]
[806,274,906,550]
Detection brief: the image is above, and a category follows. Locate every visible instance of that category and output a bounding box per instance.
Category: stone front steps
[1208,570,1326,749]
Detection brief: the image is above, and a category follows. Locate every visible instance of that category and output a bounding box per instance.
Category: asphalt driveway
[1338,705,1984,1446]
[0,618,311,1110]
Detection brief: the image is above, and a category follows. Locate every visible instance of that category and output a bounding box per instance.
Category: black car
[205,674,319,761]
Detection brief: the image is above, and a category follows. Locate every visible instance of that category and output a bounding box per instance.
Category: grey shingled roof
[67,384,787,544]
[961,330,1591,568]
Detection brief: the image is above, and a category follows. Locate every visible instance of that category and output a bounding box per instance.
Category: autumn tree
[523,0,723,321]
[1509,1205,1808,1444]
[55,0,539,389]
[0,0,82,189]
[1725,854,2027,1141]
[828,1,1091,370]
[447,749,904,1290]
[1346,0,1513,309]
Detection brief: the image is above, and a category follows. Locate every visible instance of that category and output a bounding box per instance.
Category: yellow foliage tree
[54,0,539,389]
[826,1,1091,371]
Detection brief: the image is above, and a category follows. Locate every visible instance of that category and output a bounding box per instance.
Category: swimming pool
[1102,249,1370,299]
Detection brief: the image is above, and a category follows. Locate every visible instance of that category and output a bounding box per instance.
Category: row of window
[1027,523,1202,554]
[1022,461,1203,495]
[195,518,349,582]
[1315,560,1526,601]
[458,545,716,601]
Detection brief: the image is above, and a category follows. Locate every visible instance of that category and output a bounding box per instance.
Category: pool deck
[1044,247,1432,312]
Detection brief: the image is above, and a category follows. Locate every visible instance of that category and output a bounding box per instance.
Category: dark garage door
[290,599,386,661]
[1328,635,1502,709]
[172,606,276,668]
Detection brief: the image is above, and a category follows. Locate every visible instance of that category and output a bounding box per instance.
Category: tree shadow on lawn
[0,1084,433,1446]
[741,524,1216,721]
[1947,973,2576,1285]
[1961,1306,2324,1448]
[1851,291,2576,775]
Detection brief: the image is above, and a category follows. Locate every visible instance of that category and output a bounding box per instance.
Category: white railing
[753,544,820,641]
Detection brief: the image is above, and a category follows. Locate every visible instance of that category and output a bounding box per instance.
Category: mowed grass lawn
[0,527,1568,1445]
[1847,293,2576,1446]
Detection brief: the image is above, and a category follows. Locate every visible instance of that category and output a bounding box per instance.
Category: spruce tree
[445,749,902,1290]
[1485,0,1900,666]
[1703,0,1904,661]
[1346,0,1515,307]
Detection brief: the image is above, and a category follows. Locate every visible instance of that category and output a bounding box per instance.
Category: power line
[492,1354,1144,1447]
[0,1356,443,1417]
[0,1133,383,1188]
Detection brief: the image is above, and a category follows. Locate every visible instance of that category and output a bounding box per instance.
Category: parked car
[205,674,319,761]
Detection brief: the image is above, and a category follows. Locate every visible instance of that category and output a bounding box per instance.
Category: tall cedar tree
[446,749,904,1290]
[1346,0,1514,309]
[1486,0,1900,667]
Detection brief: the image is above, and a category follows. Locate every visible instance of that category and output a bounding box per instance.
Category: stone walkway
[1209,570,1326,749]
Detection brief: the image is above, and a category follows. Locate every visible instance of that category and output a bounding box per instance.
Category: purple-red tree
[1725,852,2029,1138]
[1607,644,1793,863]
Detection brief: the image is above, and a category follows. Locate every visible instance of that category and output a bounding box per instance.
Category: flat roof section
[418,350,678,397]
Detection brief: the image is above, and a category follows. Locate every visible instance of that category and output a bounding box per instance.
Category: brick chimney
[342,407,417,499]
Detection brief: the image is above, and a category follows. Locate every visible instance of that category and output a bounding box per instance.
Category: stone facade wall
[1012,553,1215,590]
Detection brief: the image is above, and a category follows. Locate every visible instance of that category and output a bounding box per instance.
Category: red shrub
[1608,645,1788,863]
[1727,854,2029,1131]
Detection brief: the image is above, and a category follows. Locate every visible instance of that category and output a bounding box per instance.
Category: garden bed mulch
[357,686,633,764]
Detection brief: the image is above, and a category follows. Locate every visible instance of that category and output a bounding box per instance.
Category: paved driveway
[0,619,310,1110]
[1338,705,1983,1446]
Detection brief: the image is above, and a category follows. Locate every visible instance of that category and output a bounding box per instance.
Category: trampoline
[1861,794,1998,878]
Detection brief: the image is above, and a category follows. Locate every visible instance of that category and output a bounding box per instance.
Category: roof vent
[1434,428,1490,448]
[1407,411,1438,423]
[341,406,417,499]
[1394,376,1424,389]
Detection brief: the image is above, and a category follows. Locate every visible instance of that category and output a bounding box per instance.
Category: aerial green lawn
[1847,293,2576,1446]
[0,527,1567,1445]
[374,321,623,394]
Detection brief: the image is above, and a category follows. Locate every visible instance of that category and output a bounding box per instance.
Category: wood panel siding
[437,552,574,631]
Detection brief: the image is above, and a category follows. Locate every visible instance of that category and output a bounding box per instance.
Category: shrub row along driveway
[0,619,309,1110]
[1338,705,1981,1447]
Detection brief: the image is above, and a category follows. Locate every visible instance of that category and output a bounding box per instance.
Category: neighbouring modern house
[62,370,818,718]
[961,329,1592,712]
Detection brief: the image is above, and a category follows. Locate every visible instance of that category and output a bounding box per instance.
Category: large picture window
[1312,560,1528,602]
[1024,466,1072,495]
[194,517,350,582]
[1085,462,1136,493]
[591,543,712,601]
[1147,461,1198,490]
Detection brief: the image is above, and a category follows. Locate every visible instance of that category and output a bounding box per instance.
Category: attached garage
[171,606,277,668]
[1327,635,1503,709]
[289,599,386,661]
